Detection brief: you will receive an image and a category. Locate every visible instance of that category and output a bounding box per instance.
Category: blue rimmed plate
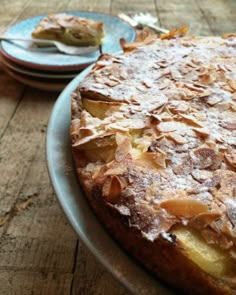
[46,67,174,295]
[1,55,78,79]
[2,64,70,92]
[1,12,136,71]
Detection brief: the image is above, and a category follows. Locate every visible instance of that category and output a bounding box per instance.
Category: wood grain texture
[0,0,29,32]
[0,89,56,218]
[72,244,129,295]
[196,0,236,35]
[0,0,236,294]
[0,271,73,295]
[111,0,157,16]
[156,0,213,35]
[0,72,25,138]
[67,0,111,13]
[16,0,71,21]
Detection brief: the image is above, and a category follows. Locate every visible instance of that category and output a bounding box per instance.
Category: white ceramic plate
[46,67,174,295]
[1,12,136,71]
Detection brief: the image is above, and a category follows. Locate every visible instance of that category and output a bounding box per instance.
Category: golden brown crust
[72,149,236,295]
[71,33,236,294]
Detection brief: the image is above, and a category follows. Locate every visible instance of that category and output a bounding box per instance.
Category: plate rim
[0,54,77,79]
[0,44,92,71]
[2,64,68,91]
[46,66,174,295]
[1,11,136,71]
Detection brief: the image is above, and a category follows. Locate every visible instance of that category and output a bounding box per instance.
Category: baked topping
[72,33,236,253]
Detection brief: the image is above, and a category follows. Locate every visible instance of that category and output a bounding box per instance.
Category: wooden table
[0,1,235,294]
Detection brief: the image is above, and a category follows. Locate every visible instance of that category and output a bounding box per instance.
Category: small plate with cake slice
[0,11,136,71]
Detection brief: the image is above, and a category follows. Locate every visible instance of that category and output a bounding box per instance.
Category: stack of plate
[0,11,136,91]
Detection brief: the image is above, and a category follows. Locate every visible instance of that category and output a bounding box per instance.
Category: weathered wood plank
[66,0,111,13]
[0,271,73,295]
[111,0,157,16]
[0,89,56,218]
[0,132,76,273]
[72,243,129,295]
[0,83,78,292]
[0,0,30,32]
[0,71,25,139]
[0,235,76,273]
[6,190,76,241]
[15,0,71,21]
[196,0,236,35]
[5,133,76,241]
[156,0,213,35]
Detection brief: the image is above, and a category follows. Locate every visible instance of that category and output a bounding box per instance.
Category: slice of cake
[32,13,105,46]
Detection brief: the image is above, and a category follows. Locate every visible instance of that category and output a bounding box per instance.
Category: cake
[70,29,236,294]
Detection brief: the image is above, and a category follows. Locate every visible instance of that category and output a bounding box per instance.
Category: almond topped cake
[70,29,236,294]
[32,13,105,46]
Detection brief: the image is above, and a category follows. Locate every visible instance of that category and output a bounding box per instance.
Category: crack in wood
[0,193,38,228]
[0,89,25,140]
[194,0,215,35]
[70,239,79,295]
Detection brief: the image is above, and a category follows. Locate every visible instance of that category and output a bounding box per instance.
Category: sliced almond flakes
[159,198,208,218]
[115,133,131,162]
[227,80,236,92]
[180,114,204,127]
[166,132,188,145]
[224,149,236,170]
[157,121,177,133]
[191,146,218,169]
[192,127,210,138]
[220,120,236,130]
[102,176,122,204]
